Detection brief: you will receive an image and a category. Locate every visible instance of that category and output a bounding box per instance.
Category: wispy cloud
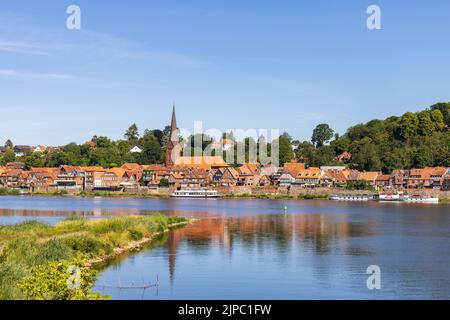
[0,41,49,55]
[0,69,74,80]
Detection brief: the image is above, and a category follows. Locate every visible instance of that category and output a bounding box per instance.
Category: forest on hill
[294,102,450,172]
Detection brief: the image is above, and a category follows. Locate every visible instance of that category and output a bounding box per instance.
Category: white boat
[170,189,220,198]
[375,192,405,201]
[403,195,439,204]
[329,194,373,201]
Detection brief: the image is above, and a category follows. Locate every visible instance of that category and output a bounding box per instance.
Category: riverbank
[1,188,449,203]
[0,215,192,300]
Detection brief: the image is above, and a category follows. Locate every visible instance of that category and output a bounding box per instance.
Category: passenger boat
[329,194,373,201]
[374,192,405,202]
[403,195,439,204]
[170,189,220,198]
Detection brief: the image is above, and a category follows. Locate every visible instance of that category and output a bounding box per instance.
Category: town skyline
[2,1,450,145]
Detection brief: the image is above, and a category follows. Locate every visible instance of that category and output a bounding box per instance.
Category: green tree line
[0,102,449,170]
[295,102,450,172]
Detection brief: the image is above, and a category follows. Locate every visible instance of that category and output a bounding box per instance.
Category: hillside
[296,102,450,172]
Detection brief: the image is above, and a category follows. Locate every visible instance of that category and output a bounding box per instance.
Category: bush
[62,237,110,256]
[128,229,144,241]
[19,259,106,300]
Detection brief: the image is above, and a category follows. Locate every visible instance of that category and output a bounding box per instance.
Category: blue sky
[1,0,450,145]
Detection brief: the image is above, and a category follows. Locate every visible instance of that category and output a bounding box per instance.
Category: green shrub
[128,229,144,241]
[62,236,110,256]
[19,259,106,300]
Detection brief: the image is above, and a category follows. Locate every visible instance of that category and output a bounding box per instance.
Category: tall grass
[0,215,190,300]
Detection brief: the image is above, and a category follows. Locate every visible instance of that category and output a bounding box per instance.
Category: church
[165,106,228,171]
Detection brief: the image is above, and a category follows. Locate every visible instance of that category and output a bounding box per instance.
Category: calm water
[0,196,449,299]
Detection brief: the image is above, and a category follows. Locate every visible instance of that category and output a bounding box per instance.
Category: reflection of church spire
[165,104,180,167]
[167,231,178,286]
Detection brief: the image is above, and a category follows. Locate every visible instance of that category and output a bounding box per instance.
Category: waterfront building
[320,169,348,187]
[388,170,409,189]
[278,173,295,187]
[283,161,306,177]
[293,167,321,188]
[375,174,391,188]
[358,172,380,186]
[407,167,448,189]
[174,156,228,171]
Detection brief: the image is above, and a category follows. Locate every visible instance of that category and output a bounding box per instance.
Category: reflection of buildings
[164,213,372,282]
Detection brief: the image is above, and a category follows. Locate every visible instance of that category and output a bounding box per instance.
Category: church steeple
[165,104,180,167]
[170,104,177,133]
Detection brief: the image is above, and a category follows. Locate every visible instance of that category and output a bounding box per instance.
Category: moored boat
[403,195,439,203]
[374,192,405,202]
[170,189,220,198]
[329,194,373,201]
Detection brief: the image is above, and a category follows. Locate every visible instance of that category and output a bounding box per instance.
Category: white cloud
[0,69,74,80]
[0,41,49,55]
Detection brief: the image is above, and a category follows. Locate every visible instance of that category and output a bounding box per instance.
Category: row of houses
[272,163,450,191]
[1,160,449,192]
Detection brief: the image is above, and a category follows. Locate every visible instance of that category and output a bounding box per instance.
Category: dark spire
[170,104,177,138]
[165,104,180,167]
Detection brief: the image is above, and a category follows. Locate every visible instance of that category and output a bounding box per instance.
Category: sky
[1,0,450,146]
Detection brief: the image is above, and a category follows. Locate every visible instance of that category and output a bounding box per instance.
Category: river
[0,196,449,299]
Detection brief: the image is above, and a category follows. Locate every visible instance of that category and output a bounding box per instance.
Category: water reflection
[1,197,449,299]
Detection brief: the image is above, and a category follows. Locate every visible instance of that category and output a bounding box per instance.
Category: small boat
[170,189,220,198]
[329,194,373,201]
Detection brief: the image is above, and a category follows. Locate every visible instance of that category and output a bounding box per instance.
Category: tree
[186,134,213,153]
[295,141,316,165]
[350,137,381,171]
[3,149,16,164]
[430,102,450,126]
[412,146,433,168]
[417,111,434,136]
[124,124,139,144]
[430,109,445,131]
[25,153,45,169]
[311,124,334,148]
[138,132,162,164]
[398,112,419,140]
[278,133,294,166]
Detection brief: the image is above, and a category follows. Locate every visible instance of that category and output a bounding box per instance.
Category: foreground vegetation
[0,215,190,300]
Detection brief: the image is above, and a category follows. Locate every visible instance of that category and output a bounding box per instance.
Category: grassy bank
[0,188,22,196]
[0,215,190,300]
[0,190,171,199]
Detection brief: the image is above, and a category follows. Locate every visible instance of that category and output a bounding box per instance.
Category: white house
[34,145,47,153]
[130,146,142,153]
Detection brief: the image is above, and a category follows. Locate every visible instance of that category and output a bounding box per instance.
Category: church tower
[165,105,180,167]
